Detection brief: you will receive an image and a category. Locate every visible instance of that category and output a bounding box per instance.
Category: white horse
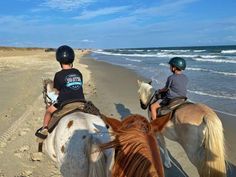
[42,79,114,177]
[137,80,226,177]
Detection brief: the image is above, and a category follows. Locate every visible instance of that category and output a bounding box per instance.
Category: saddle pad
[157,98,188,117]
[47,101,101,133]
[48,102,85,133]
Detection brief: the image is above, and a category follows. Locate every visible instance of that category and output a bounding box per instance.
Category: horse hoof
[164,161,172,168]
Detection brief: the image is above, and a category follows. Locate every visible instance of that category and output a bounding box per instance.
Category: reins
[45,93,53,102]
[144,90,157,110]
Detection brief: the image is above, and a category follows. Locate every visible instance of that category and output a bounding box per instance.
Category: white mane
[137,80,156,106]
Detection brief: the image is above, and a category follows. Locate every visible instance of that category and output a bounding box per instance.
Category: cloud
[73,6,129,20]
[42,0,95,11]
[0,15,25,24]
[81,39,94,43]
[133,0,198,17]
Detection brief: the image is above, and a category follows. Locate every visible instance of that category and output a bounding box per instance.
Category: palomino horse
[42,79,114,177]
[100,114,170,177]
[137,80,226,177]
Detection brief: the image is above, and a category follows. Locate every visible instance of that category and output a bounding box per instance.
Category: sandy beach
[0,48,235,177]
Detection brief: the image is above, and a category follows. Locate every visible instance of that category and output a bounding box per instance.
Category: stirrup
[41,127,48,135]
[35,127,48,140]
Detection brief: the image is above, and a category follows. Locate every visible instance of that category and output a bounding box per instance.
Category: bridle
[140,90,158,110]
[42,83,54,107]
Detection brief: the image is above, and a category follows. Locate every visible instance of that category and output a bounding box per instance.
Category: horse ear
[100,115,121,132]
[137,80,142,86]
[151,114,170,132]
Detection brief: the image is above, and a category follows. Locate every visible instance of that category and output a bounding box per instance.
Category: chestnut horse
[137,80,226,177]
[100,114,170,177]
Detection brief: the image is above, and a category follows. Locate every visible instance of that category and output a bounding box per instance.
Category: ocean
[90,45,236,119]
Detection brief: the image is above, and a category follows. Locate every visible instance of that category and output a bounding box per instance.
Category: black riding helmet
[168,57,186,70]
[56,45,75,64]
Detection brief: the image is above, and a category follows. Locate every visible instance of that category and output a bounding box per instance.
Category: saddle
[157,97,189,117]
[35,100,101,140]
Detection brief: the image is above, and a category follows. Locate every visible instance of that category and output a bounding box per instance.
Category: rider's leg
[43,104,57,129]
[150,102,160,120]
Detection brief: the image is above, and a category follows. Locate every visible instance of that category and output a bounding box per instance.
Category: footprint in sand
[0,142,6,148]
[18,128,30,136]
[15,170,32,177]
[30,152,44,161]
[14,145,30,159]
[0,169,5,177]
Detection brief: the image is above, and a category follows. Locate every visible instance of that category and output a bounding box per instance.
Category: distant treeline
[0,46,87,52]
[0,46,45,51]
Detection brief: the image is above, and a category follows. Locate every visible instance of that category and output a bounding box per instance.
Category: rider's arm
[158,87,168,93]
[158,75,172,93]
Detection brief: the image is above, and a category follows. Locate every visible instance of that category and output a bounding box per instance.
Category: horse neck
[148,88,156,105]
[143,87,156,106]
[107,128,164,177]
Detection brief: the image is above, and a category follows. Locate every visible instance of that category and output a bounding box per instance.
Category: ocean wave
[160,49,190,53]
[199,55,219,59]
[159,63,236,76]
[221,50,236,54]
[93,50,236,63]
[192,57,236,64]
[193,50,206,52]
[188,90,236,100]
[93,50,199,58]
[187,67,236,76]
[159,63,169,67]
[155,53,201,58]
[124,57,142,62]
[93,50,158,57]
[118,49,145,52]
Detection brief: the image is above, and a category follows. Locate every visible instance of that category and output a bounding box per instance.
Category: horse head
[101,114,166,177]
[137,80,156,110]
[42,79,58,107]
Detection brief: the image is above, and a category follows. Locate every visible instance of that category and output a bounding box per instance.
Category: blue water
[90,45,236,118]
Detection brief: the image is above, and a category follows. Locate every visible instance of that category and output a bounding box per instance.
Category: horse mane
[138,81,156,106]
[42,78,57,107]
[100,114,164,177]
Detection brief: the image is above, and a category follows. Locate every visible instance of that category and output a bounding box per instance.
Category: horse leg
[158,133,172,168]
[175,123,205,173]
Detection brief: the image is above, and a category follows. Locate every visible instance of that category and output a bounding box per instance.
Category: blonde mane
[137,80,156,106]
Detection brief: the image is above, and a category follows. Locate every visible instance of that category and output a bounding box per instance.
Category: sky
[0,0,236,49]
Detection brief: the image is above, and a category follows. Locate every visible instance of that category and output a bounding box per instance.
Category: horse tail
[88,140,110,177]
[202,111,226,177]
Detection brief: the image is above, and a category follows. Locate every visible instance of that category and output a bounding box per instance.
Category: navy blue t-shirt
[53,68,85,106]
